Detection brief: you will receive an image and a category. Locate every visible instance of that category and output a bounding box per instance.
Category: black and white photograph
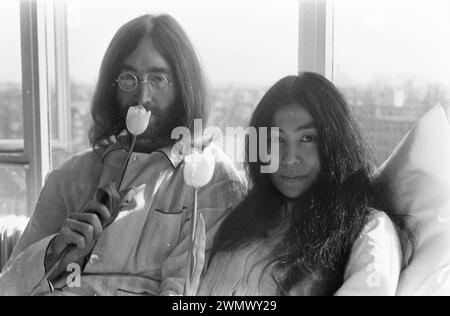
[0,0,449,300]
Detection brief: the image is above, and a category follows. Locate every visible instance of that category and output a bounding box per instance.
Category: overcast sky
[1,0,450,89]
[334,0,450,88]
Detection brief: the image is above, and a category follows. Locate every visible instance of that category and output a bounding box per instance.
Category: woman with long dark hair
[197,72,415,296]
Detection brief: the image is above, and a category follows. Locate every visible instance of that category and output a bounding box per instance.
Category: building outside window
[333,0,450,164]
[0,0,26,216]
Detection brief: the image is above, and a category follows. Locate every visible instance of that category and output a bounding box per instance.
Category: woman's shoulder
[337,208,403,296]
[362,208,396,233]
[349,208,402,263]
[360,208,398,238]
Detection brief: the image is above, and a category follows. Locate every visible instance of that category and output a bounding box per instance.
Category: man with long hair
[0,14,243,296]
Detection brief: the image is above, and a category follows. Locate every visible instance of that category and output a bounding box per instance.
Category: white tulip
[183,147,216,189]
[126,105,151,136]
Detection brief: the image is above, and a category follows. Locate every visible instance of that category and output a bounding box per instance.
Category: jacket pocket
[143,207,187,268]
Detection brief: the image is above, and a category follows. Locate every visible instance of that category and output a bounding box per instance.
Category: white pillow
[376,105,450,296]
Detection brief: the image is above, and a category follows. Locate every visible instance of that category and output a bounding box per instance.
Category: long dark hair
[89,14,209,150]
[210,73,415,295]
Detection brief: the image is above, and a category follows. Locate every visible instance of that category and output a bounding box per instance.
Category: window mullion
[20,0,51,215]
[53,0,72,152]
[298,0,334,80]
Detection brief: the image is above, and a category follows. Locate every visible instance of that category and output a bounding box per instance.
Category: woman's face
[270,103,321,199]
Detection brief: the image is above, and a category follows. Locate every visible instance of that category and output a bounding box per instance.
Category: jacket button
[89,254,101,265]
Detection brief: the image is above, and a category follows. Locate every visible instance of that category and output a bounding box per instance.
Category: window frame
[298,0,334,80]
[51,0,72,152]
[0,0,52,215]
[21,0,52,214]
[0,1,71,154]
[0,0,72,215]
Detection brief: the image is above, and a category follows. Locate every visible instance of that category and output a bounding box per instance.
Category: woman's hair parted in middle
[210,72,415,295]
[89,14,210,150]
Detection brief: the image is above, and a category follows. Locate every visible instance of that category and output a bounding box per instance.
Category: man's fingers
[83,200,111,225]
[66,218,95,242]
[60,224,86,250]
[69,213,103,239]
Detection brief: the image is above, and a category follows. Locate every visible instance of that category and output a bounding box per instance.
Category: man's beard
[136,103,183,150]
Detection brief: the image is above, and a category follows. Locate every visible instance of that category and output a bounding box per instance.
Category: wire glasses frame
[115,71,173,93]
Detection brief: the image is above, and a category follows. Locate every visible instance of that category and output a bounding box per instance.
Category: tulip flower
[126,105,152,136]
[183,147,216,189]
[183,145,215,295]
[96,105,151,226]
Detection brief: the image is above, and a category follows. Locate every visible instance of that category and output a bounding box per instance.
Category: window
[333,0,450,164]
[3,0,447,217]
[1,0,52,216]
[0,0,23,149]
[0,1,27,218]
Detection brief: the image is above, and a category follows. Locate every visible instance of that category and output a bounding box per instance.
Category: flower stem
[185,188,199,296]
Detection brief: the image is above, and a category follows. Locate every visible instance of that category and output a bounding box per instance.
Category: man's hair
[89,14,209,150]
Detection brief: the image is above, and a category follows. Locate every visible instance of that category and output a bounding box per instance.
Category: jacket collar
[101,130,189,169]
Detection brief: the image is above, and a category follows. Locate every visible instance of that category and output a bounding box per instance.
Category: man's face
[116,37,177,143]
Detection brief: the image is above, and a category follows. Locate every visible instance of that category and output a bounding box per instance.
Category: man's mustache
[125,104,162,117]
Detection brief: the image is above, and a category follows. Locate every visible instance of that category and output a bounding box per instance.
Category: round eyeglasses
[115,71,173,92]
